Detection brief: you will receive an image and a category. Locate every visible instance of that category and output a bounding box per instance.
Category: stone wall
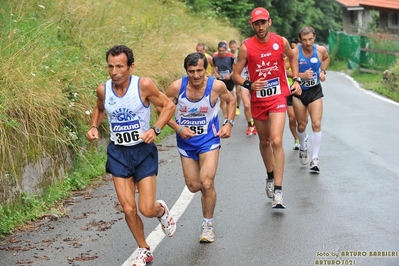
[0,149,73,205]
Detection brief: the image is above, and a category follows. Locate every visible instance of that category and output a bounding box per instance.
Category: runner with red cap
[232,7,302,209]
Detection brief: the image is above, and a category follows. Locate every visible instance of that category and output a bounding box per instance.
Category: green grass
[351,70,399,101]
[351,70,399,102]
[328,58,348,72]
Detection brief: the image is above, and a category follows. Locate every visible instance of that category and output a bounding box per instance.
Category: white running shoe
[299,144,309,165]
[266,179,274,199]
[199,222,215,243]
[156,200,176,237]
[132,247,153,266]
[310,158,320,173]
[272,190,286,209]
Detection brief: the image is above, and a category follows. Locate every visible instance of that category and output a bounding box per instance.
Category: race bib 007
[256,77,282,98]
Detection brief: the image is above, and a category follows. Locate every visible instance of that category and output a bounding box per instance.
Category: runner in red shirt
[232,7,302,209]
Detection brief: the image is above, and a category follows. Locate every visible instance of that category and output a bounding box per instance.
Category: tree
[183,0,342,43]
[248,0,342,42]
[213,0,254,37]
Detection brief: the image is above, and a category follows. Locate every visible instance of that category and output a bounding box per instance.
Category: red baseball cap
[251,7,270,22]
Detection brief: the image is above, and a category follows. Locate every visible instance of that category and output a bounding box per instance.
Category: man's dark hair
[196,43,205,49]
[229,39,237,46]
[106,45,135,66]
[290,38,300,44]
[298,26,316,40]
[184,52,208,71]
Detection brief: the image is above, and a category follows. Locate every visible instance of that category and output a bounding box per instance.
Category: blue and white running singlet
[104,75,150,146]
[298,44,322,91]
[175,76,220,150]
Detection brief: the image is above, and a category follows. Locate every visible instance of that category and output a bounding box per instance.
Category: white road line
[340,72,399,106]
[121,186,195,266]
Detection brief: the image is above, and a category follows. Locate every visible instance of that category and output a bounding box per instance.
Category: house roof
[334,0,362,8]
[360,0,399,10]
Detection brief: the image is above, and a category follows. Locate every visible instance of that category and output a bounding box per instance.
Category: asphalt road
[1,71,398,266]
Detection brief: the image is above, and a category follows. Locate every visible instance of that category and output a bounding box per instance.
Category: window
[388,12,399,29]
[350,11,355,24]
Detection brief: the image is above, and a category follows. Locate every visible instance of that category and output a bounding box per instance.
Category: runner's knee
[122,202,138,217]
[186,181,201,193]
[139,202,156,218]
[271,137,283,149]
[311,120,321,131]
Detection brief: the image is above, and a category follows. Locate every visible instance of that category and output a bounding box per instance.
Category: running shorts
[177,137,220,161]
[222,79,235,91]
[286,95,293,106]
[106,141,158,182]
[251,96,287,121]
[294,83,324,106]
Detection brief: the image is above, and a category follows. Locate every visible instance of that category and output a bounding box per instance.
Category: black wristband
[243,80,253,90]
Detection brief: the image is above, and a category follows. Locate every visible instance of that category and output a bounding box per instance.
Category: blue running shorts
[106,141,158,182]
[177,137,220,161]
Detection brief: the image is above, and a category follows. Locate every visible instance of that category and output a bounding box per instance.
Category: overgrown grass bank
[0,0,241,237]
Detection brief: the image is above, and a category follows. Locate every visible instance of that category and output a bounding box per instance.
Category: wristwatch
[150,126,161,136]
[224,119,234,126]
[293,77,302,84]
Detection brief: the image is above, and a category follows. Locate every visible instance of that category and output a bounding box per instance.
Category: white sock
[202,218,213,228]
[312,131,322,159]
[297,130,307,150]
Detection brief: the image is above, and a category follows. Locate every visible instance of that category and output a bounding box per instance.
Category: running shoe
[252,126,257,135]
[310,158,320,173]
[246,126,253,135]
[235,108,240,116]
[132,247,153,266]
[293,139,300,150]
[156,200,176,237]
[199,222,215,243]
[272,190,286,209]
[266,179,274,199]
[299,145,309,165]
